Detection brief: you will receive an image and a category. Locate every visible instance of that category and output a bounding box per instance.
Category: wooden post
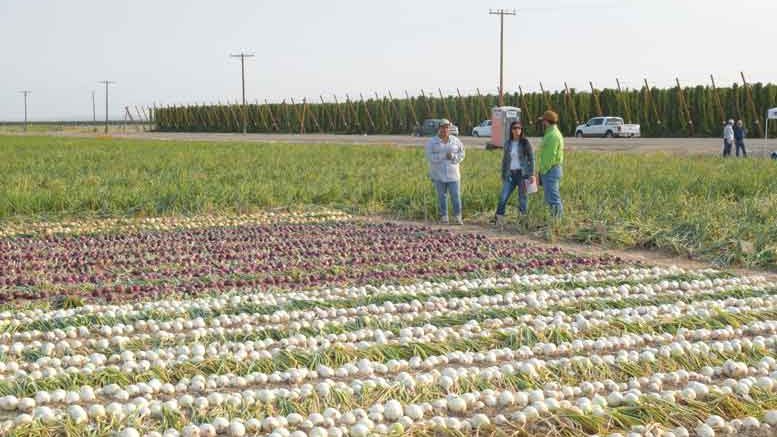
[518,86,529,121]
[359,93,376,132]
[321,96,336,131]
[200,103,211,131]
[228,102,241,132]
[675,78,694,136]
[305,98,323,133]
[643,78,662,126]
[372,92,386,130]
[255,99,268,131]
[133,105,147,131]
[564,82,579,125]
[456,88,471,131]
[476,88,489,121]
[420,89,433,118]
[539,82,553,111]
[264,99,280,131]
[280,99,290,132]
[438,88,452,121]
[388,91,403,132]
[710,75,726,125]
[334,95,350,130]
[615,78,631,124]
[589,81,602,116]
[741,71,764,137]
[345,94,361,132]
[146,105,154,129]
[290,98,303,133]
[299,98,307,134]
[404,90,419,130]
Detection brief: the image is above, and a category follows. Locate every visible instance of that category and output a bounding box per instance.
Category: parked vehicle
[472,120,492,137]
[413,119,459,137]
[574,117,640,138]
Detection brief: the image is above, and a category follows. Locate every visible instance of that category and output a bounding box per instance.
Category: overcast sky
[1,0,775,121]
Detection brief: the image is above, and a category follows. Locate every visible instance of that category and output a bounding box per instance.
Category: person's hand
[528,175,536,185]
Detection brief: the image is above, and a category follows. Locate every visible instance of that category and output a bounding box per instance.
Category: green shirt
[538,125,564,174]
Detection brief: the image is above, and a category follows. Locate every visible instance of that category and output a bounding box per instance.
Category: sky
[0,0,775,121]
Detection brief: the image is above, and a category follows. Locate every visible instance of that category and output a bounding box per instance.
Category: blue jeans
[496,171,528,215]
[736,141,746,157]
[540,165,563,218]
[433,180,461,218]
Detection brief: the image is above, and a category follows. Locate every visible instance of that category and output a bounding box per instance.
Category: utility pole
[92,90,97,124]
[19,90,31,132]
[98,81,115,134]
[230,52,255,134]
[489,8,515,106]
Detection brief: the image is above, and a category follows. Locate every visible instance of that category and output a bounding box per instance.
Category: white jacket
[723,124,734,141]
[425,135,465,182]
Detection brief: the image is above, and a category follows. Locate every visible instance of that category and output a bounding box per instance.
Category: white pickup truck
[471,120,491,137]
[574,116,640,138]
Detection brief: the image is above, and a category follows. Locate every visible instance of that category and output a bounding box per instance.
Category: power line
[98,81,116,134]
[489,9,515,106]
[18,90,31,132]
[230,52,255,134]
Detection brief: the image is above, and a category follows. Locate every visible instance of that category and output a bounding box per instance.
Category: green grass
[1,135,777,269]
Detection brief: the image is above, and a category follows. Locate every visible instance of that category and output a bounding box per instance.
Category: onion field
[0,211,777,437]
[2,136,777,270]
[3,133,777,436]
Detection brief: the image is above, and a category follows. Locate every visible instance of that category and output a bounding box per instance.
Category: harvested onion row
[0,266,699,329]
[0,272,757,354]
[0,209,351,238]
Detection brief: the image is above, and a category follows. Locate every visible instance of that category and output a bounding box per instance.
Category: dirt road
[30,130,775,156]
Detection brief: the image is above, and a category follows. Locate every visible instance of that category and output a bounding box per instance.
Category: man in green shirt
[538,110,564,218]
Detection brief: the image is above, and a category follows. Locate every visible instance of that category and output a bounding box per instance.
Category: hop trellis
[153,83,777,138]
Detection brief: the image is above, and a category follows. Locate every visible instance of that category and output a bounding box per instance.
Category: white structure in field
[767,107,777,157]
[488,106,521,149]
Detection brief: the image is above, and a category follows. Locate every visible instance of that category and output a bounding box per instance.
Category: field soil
[43,130,774,156]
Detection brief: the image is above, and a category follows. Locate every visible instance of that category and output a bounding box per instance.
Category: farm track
[39,131,756,156]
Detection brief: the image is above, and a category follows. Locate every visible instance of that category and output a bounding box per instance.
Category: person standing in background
[425,119,465,225]
[734,119,747,157]
[538,110,564,218]
[722,119,734,157]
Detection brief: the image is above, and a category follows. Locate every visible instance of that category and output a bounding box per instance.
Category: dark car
[412,119,460,137]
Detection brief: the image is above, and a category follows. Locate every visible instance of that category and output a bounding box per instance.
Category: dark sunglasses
[511,126,522,130]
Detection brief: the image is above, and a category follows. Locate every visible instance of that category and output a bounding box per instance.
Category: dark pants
[735,141,746,157]
[722,140,733,157]
[496,170,528,215]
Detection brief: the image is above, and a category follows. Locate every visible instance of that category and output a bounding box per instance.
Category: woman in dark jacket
[492,121,535,225]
